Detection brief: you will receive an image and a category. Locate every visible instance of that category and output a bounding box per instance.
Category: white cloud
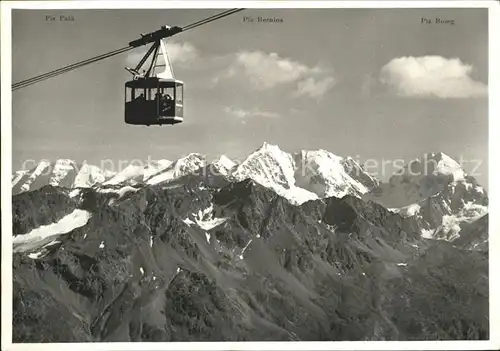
[224,106,280,120]
[125,41,198,67]
[234,51,313,89]
[165,42,198,63]
[380,56,487,98]
[294,77,336,100]
[215,51,335,99]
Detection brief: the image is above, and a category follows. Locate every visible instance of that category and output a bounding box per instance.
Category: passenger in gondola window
[161,99,171,112]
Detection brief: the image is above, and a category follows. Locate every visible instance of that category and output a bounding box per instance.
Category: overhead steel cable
[12,8,244,91]
[12,46,133,91]
[12,46,132,89]
[182,8,245,31]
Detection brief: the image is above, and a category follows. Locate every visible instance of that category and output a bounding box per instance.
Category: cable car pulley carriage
[125,29,183,126]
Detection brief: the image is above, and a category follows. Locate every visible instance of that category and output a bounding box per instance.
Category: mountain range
[11,143,489,342]
[12,143,487,244]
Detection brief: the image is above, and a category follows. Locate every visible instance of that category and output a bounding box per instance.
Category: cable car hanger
[11,8,245,91]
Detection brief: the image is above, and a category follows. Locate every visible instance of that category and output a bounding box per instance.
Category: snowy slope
[13,209,92,254]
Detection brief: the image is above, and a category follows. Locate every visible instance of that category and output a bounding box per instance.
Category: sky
[11,8,489,186]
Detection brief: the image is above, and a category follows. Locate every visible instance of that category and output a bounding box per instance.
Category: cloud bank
[380,56,487,98]
[224,106,280,121]
[215,51,336,100]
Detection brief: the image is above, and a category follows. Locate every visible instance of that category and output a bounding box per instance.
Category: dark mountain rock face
[11,174,489,342]
[452,214,488,251]
[383,242,488,340]
[12,186,79,234]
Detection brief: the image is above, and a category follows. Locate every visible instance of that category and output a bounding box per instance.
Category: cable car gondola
[125,32,183,126]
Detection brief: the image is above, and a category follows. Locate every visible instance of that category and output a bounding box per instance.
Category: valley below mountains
[11,143,489,342]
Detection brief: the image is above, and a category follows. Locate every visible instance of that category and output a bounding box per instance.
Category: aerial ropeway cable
[12,8,245,91]
[12,46,134,90]
[181,8,244,31]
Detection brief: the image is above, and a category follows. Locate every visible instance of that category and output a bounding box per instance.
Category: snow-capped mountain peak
[404,152,466,182]
[211,155,237,176]
[372,152,487,241]
[146,153,206,186]
[73,162,111,188]
[232,143,296,189]
[217,155,237,168]
[174,153,206,174]
[227,144,379,205]
[430,152,466,182]
[293,149,375,199]
[229,143,318,205]
[49,159,77,187]
[369,152,473,209]
[20,160,52,193]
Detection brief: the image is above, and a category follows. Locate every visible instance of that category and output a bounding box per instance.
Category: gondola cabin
[125,77,183,125]
[124,33,184,126]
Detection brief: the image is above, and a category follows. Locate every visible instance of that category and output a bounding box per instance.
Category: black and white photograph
[1,1,499,349]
